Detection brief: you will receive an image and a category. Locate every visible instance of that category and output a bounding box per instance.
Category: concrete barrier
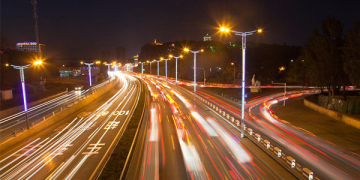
[0,80,118,152]
[304,99,360,130]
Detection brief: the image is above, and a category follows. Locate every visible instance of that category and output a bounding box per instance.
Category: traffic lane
[172,87,293,180]
[192,98,296,180]
[0,81,124,179]
[195,89,359,179]
[250,102,360,179]
[141,77,188,180]
[55,78,139,180]
[158,98,188,180]
[0,77,131,179]
[0,80,121,135]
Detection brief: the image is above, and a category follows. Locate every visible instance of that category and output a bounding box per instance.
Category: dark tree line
[287,15,360,100]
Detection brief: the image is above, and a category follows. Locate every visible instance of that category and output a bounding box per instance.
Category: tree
[302,15,347,98]
[344,21,360,87]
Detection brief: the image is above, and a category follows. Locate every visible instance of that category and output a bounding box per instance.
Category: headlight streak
[1,77,116,132]
[197,90,357,179]
[0,73,140,179]
[64,75,138,179]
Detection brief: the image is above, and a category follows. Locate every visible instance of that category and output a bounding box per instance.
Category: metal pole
[150,62,152,75]
[32,0,40,58]
[165,59,168,80]
[175,57,178,85]
[141,63,143,74]
[157,61,159,77]
[234,64,236,84]
[12,64,31,129]
[241,34,246,138]
[284,83,286,106]
[84,63,94,86]
[194,53,197,100]
[203,68,205,85]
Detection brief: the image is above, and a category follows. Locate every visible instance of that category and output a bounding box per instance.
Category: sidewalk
[274,98,360,155]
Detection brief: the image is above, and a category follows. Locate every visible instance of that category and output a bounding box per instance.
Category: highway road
[0,73,141,180]
[0,79,114,141]
[127,75,295,180]
[193,86,360,180]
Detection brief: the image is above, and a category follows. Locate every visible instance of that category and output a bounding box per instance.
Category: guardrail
[196,94,320,180]
[0,78,115,143]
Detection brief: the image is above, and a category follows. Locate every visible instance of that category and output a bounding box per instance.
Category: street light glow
[220,27,230,32]
[80,61,84,65]
[257,29,263,33]
[34,60,42,65]
[5,63,9,67]
[184,48,190,52]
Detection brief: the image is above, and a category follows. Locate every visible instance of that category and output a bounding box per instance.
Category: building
[203,34,212,41]
[16,42,45,52]
[102,50,111,62]
[0,85,14,100]
[152,39,163,46]
[115,46,125,62]
[133,55,139,67]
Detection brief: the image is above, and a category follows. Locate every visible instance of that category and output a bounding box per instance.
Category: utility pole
[32,0,41,58]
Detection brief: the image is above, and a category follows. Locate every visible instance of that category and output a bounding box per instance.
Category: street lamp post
[272,81,287,106]
[221,27,262,138]
[231,62,235,84]
[157,60,160,77]
[193,67,206,85]
[140,62,144,74]
[84,63,94,86]
[184,48,203,100]
[164,58,168,80]
[173,56,181,85]
[11,64,31,129]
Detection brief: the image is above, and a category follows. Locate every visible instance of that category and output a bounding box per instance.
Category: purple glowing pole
[12,64,31,129]
[84,63,94,86]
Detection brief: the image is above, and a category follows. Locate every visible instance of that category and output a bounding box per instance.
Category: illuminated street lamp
[5,63,10,67]
[173,55,183,85]
[184,48,204,100]
[164,58,169,80]
[158,58,162,77]
[11,64,31,129]
[139,62,144,74]
[220,26,262,138]
[33,59,42,65]
[84,63,94,86]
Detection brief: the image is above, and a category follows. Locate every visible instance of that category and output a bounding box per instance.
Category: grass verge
[98,83,145,180]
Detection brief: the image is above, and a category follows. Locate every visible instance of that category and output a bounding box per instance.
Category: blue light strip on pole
[21,82,28,112]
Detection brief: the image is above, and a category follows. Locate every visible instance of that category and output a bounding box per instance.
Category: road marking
[104,121,120,129]
[171,135,175,150]
[112,110,129,116]
[82,143,105,156]
[207,140,214,148]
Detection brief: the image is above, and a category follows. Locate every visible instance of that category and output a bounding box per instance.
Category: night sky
[2,0,360,59]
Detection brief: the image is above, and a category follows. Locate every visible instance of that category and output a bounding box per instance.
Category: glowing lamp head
[231,62,234,65]
[160,57,164,60]
[183,48,190,52]
[34,60,42,65]
[80,61,84,65]
[257,29,263,33]
[180,55,183,58]
[169,54,173,58]
[200,49,204,52]
[5,63,9,67]
[220,27,230,32]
